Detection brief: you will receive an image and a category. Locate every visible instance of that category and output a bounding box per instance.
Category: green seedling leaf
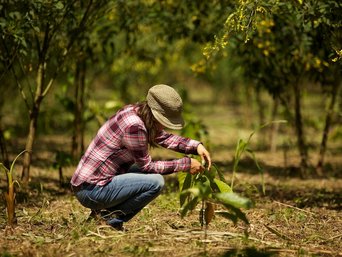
[216,211,238,224]
[181,196,199,217]
[214,192,253,209]
[10,150,27,173]
[213,179,232,193]
[179,172,192,206]
[195,175,212,197]
[181,187,200,197]
[213,163,228,184]
[221,204,250,224]
[203,168,216,181]
[178,172,191,191]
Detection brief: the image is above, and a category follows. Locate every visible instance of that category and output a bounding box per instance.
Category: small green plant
[178,164,253,228]
[179,121,287,229]
[0,150,26,226]
[53,150,73,187]
[231,120,287,194]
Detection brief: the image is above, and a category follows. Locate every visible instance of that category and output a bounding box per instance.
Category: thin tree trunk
[269,97,279,152]
[244,86,254,127]
[316,82,340,175]
[21,105,40,182]
[21,62,44,183]
[71,60,86,159]
[0,118,9,168]
[255,87,266,146]
[80,62,86,154]
[293,81,308,176]
[71,64,81,159]
[256,87,266,126]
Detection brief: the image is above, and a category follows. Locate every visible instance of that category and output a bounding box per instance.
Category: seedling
[231,120,287,194]
[53,150,73,187]
[178,121,287,229]
[178,164,253,228]
[0,150,26,226]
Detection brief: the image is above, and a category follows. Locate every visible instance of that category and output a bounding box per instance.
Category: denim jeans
[74,168,165,227]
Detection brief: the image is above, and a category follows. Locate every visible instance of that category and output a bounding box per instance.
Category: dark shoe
[87,209,101,221]
[107,217,125,231]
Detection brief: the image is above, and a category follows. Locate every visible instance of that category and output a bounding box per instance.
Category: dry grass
[1,84,341,257]
[0,162,341,257]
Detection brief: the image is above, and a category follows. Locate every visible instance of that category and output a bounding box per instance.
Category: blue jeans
[74,170,165,227]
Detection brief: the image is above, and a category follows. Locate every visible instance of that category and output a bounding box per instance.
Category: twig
[274,200,316,215]
[86,230,107,239]
[264,224,292,241]
[323,233,342,242]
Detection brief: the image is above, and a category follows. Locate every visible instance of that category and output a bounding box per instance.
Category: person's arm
[156,130,212,170]
[154,130,200,154]
[122,124,192,174]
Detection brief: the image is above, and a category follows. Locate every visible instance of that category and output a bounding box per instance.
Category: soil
[1,89,341,257]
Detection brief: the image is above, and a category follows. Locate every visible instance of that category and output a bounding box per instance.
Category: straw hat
[146,84,184,130]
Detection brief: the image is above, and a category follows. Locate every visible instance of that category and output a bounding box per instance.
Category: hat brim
[151,109,184,130]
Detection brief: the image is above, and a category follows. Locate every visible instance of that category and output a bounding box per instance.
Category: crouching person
[71,84,211,230]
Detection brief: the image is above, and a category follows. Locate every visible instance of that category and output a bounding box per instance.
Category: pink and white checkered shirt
[71,104,200,186]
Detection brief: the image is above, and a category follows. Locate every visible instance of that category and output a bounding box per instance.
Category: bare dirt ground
[1,86,341,256]
[0,163,341,257]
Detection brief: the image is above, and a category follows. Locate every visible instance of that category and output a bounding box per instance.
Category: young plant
[178,121,287,228]
[231,120,287,194]
[53,150,73,187]
[0,150,26,226]
[178,164,253,228]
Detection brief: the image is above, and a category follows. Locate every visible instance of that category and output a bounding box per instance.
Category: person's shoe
[87,209,101,221]
[107,217,125,231]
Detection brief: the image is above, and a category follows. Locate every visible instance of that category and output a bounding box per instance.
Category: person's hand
[197,144,212,170]
[190,158,205,175]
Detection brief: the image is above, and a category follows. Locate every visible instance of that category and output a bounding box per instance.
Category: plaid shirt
[71,104,200,186]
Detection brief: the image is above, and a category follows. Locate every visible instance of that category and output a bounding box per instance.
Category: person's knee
[152,174,165,192]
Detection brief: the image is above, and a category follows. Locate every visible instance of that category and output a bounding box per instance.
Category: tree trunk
[256,87,266,126]
[21,62,44,183]
[244,85,254,127]
[293,82,308,176]
[269,97,279,152]
[21,105,39,183]
[0,118,9,169]
[255,87,266,146]
[71,60,86,159]
[316,82,340,175]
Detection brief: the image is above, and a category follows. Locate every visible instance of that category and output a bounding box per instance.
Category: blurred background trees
[0,0,340,183]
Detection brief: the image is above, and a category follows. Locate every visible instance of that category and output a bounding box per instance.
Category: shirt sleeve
[122,124,192,174]
[155,130,201,154]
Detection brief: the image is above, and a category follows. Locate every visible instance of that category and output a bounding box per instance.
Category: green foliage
[232,121,287,193]
[181,117,209,146]
[179,121,287,227]
[178,164,253,227]
[52,151,73,170]
[201,0,341,97]
[0,150,26,190]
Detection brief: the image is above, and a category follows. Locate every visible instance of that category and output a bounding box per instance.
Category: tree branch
[0,38,32,111]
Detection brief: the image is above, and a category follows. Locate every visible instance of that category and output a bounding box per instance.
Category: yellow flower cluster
[303,54,329,72]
